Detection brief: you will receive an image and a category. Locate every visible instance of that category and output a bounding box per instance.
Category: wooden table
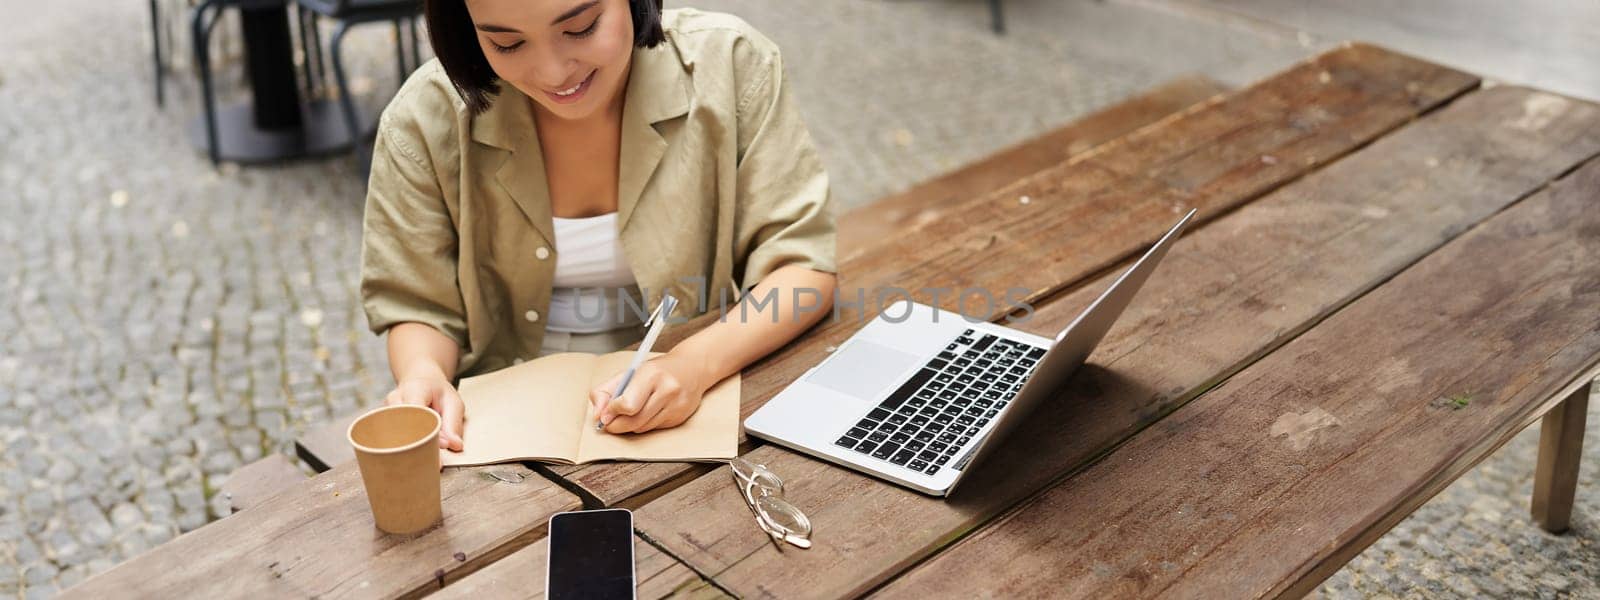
[69,43,1600,599]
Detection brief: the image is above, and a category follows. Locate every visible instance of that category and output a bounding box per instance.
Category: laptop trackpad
[807,340,922,401]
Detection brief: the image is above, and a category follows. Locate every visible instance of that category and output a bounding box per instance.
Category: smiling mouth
[551,70,595,97]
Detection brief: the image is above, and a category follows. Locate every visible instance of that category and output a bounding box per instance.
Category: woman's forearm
[672,264,838,385]
[387,322,461,384]
[384,322,467,449]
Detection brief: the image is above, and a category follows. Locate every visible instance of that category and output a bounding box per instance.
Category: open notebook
[441,351,739,467]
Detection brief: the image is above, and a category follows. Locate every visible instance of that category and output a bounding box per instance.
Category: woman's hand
[590,351,713,434]
[385,374,466,451]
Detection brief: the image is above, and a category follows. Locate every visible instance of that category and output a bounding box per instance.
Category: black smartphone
[546,508,635,600]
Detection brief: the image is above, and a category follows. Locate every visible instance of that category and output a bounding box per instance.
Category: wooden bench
[73,43,1598,598]
[291,75,1227,479]
[297,408,364,472]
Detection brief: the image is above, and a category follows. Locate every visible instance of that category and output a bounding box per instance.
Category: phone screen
[547,509,634,600]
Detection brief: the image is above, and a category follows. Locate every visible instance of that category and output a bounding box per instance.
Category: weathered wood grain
[630,87,1600,598]
[433,535,727,599]
[221,453,307,514]
[838,76,1229,259]
[547,43,1480,509]
[64,462,580,599]
[834,42,1477,320]
[876,154,1600,600]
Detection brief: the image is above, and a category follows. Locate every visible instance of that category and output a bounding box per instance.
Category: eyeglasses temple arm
[736,471,785,553]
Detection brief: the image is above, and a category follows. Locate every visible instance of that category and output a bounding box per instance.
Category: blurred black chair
[295,0,424,163]
[187,0,418,167]
[990,0,1005,35]
[191,0,290,167]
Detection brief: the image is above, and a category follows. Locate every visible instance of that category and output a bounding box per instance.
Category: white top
[546,213,645,334]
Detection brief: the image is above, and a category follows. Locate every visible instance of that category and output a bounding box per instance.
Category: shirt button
[524,309,540,322]
[535,247,551,260]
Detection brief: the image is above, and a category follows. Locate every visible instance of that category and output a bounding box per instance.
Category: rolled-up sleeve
[731,34,838,292]
[359,109,468,349]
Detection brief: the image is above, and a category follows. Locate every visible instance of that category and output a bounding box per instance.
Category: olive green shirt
[360,8,837,378]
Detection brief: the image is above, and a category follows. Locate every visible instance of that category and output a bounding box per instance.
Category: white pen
[597,293,679,432]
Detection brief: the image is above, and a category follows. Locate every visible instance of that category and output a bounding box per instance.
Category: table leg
[240,3,304,130]
[1532,381,1589,533]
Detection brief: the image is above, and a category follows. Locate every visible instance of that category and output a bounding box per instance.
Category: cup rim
[347,404,443,455]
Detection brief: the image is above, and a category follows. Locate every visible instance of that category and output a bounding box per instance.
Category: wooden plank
[547,43,1480,508]
[837,75,1229,258]
[64,462,581,599]
[630,87,1600,598]
[221,453,307,514]
[836,41,1474,324]
[433,535,727,599]
[875,154,1600,600]
[1532,383,1590,533]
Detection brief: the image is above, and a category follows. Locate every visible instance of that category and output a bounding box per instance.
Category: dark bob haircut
[424,0,667,114]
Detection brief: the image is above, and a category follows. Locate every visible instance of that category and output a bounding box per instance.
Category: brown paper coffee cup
[347,404,443,534]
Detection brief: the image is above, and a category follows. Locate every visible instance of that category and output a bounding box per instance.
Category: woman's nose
[530,54,579,91]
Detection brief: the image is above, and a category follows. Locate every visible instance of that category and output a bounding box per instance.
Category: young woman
[361,0,837,450]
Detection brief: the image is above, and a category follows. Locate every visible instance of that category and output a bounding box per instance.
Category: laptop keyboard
[833,329,1046,476]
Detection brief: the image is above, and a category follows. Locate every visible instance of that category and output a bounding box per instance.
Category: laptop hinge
[951,432,990,471]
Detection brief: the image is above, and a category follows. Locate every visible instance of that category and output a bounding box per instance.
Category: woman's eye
[565,15,600,38]
[490,40,525,53]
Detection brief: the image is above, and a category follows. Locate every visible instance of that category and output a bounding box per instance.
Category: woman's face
[464,0,636,122]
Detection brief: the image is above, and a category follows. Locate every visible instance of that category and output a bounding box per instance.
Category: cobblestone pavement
[1,0,1595,598]
[1,2,402,596]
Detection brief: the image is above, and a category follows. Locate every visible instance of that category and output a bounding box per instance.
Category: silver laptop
[745,209,1195,496]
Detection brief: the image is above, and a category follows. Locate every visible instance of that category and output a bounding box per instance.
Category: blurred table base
[187,99,364,163]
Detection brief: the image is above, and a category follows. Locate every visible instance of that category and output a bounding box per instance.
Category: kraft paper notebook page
[441,351,739,467]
